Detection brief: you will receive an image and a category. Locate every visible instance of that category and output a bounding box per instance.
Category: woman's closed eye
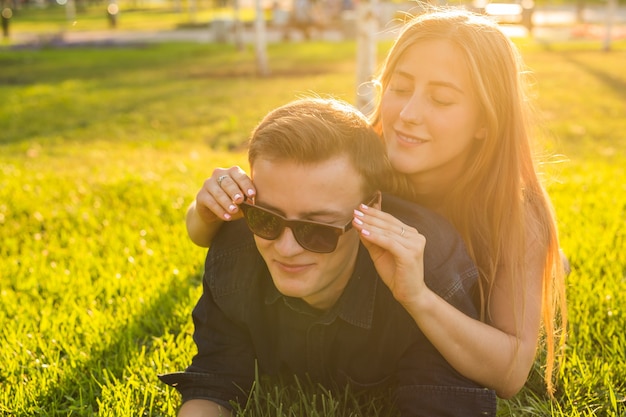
[428,87,459,106]
[430,95,455,106]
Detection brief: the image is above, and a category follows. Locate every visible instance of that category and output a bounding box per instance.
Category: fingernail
[247,189,255,196]
[234,193,242,202]
[354,209,364,217]
[224,213,231,220]
[354,217,363,226]
[228,205,237,212]
[361,229,370,236]
[360,203,370,210]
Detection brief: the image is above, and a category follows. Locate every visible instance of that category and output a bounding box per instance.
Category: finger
[209,167,246,204]
[213,167,254,206]
[224,166,256,200]
[353,208,424,255]
[357,202,406,227]
[197,170,240,221]
[354,205,416,242]
[196,185,238,222]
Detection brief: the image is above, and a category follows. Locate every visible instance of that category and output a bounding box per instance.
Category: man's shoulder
[381,194,479,316]
[205,219,265,298]
[381,193,457,239]
[381,193,464,269]
[210,219,256,256]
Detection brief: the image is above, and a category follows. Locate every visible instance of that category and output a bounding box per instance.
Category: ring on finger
[217,175,230,186]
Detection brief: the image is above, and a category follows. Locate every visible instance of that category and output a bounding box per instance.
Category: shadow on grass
[536,41,626,102]
[23,270,202,416]
[0,42,353,148]
[0,41,350,85]
[0,43,236,85]
[558,53,626,102]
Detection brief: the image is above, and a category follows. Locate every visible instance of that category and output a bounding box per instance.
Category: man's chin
[271,273,308,297]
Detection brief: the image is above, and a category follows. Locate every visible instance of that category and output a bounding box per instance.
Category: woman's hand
[195,166,255,223]
[186,166,255,247]
[352,201,429,307]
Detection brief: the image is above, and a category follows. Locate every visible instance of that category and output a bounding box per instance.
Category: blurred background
[2,0,625,46]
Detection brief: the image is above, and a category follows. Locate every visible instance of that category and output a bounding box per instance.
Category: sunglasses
[239,194,378,254]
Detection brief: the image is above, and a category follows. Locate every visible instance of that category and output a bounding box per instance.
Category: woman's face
[381,39,485,195]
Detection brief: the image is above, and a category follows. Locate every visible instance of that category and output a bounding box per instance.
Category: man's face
[250,155,365,311]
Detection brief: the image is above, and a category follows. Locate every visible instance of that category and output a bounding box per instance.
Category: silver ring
[400,227,406,237]
[217,175,229,186]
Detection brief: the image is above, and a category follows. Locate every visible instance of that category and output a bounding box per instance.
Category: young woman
[185,8,567,399]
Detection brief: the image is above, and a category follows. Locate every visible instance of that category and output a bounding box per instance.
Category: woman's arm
[403,258,542,399]
[353,203,545,398]
[186,200,227,247]
[186,166,256,247]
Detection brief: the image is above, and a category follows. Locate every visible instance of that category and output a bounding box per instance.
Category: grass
[1,27,625,417]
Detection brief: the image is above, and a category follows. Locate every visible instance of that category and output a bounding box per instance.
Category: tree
[254,0,270,76]
[603,0,618,51]
[355,0,378,115]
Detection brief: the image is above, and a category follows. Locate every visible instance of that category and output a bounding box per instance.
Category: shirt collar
[334,246,377,329]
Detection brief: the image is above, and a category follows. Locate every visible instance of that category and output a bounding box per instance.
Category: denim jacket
[159,194,496,416]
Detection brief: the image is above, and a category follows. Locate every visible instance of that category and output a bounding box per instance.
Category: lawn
[0,33,625,416]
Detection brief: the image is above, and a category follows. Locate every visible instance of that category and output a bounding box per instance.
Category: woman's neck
[408,174,450,214]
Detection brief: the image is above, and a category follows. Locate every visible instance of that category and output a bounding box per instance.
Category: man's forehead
[250,157,366,215]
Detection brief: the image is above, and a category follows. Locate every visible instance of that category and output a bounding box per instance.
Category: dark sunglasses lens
[241,203,341,253]
[243,206,282,240]
[294,223,339,253]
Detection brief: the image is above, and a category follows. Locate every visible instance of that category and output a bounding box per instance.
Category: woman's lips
[395,130,429,145]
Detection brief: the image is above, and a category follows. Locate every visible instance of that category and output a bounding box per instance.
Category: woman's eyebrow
[429,80,465,94]
[394,69,465,94]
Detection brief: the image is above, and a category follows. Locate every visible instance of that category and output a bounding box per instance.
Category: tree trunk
[233,0,244,51]
[355,0,377,116]
[603,0,617,51]
[255,0,270,76]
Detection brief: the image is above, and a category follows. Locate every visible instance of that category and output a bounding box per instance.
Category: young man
[159,98,496,416]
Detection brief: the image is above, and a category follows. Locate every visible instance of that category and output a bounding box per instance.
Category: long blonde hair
[370,8,567,394]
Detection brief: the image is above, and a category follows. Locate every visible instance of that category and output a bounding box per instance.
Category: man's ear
[372,191,382,209]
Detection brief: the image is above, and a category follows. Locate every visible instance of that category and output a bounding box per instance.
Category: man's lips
[274,260,314,273]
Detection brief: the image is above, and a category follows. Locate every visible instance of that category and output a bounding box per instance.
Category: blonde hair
[370,9,567,394]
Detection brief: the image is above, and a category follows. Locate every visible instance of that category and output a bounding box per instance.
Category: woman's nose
[399,93,424,125]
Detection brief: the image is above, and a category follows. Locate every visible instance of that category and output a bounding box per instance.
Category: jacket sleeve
[394,336,497,417]
[159,262,256,409]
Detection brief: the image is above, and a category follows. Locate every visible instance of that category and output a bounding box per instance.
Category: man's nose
[273,226,305,255]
